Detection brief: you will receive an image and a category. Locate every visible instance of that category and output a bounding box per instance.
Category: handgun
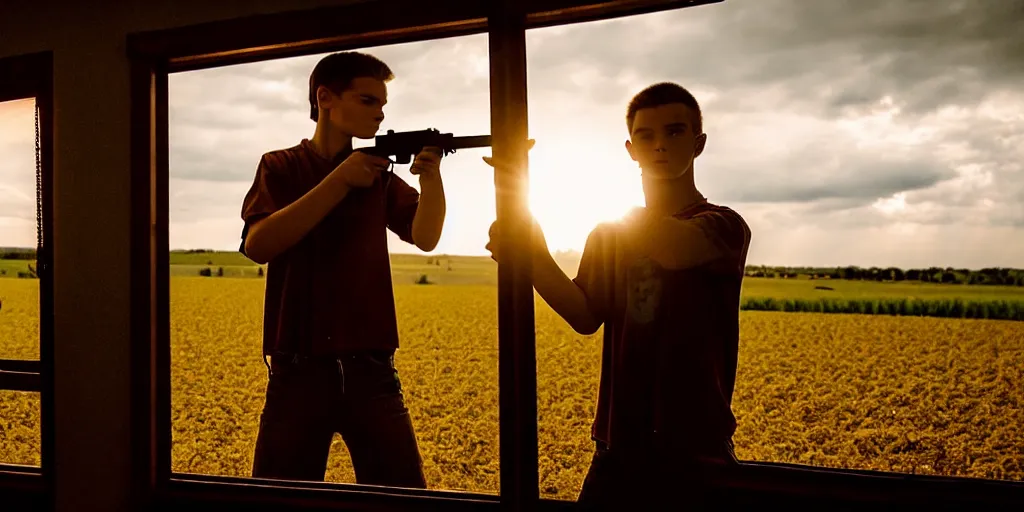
[356,128,492,164]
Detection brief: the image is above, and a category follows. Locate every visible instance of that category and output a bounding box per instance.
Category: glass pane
[526,16,639,501]
[168,35,500,494]
[0,390,41,467]
[527,1,1024,501]
[0,98,41,361]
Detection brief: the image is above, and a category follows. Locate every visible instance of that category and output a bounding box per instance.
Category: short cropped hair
[308,52,394,122]
[626,82,703,135]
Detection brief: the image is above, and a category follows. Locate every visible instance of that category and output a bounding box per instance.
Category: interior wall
[0,2,369,510]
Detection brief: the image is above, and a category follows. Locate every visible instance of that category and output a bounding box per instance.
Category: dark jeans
[251,350,426,488]
[577,438,738,511]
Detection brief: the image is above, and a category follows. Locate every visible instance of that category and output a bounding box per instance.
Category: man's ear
[625,139,638,162]
[694,133,707,158]
[316,85,334,110]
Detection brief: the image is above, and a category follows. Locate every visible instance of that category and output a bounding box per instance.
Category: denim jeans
[251,350,426,488]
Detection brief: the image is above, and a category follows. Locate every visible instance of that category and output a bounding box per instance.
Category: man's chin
[641,169,688,180]
[349,125,381,140]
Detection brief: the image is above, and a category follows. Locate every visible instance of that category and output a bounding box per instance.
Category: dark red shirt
[572,200,751,454]
[239,139,420,356]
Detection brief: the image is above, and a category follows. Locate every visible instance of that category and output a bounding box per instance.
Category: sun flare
[525,135,644,253]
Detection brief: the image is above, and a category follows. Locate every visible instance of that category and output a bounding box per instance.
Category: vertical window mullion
[155,59,173,490]
[488,0,539,509]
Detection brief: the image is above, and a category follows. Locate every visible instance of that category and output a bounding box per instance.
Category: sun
[525,135,644,253]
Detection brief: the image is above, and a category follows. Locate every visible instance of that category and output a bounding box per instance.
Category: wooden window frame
[0,50,56,510]
[124,0,1024,510]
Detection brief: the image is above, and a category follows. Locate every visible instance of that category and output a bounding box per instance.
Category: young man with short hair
[485,82,751,508]
[240,51,446,488]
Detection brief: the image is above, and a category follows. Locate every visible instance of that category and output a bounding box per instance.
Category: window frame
[125,0,1024,510]
[0,50,56,508]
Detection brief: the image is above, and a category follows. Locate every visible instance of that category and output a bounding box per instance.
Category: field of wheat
[1,276,1023,501]
[0,278,40,469]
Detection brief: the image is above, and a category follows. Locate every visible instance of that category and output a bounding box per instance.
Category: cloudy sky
[2,0,1023,269]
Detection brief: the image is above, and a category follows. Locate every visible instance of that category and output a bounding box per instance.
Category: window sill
[153,462,1024,510]
[0,464,44,511]
[160,473,501,512]
[720,460,1024,508]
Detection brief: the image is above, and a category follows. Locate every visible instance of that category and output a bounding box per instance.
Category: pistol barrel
[447,135,492,150]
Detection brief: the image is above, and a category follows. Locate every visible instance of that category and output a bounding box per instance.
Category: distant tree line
[745,265,1024,286]
[0,250,40,279]
[0,250,37,261]
[742,297,1023,322]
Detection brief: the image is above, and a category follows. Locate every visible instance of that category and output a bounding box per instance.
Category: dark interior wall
[0,2,367,510]
[3,2,1024,511]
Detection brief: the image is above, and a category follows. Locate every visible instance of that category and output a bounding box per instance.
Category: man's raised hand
[481,139,536,170]
[410,146,443,181]
[485,216,549,264]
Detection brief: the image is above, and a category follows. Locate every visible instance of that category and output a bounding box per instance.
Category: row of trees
[0,250,36,260]
[5,248,1021,286]
[3,249,219,260]
[742,297,1023,321]
[745,265,1024,286]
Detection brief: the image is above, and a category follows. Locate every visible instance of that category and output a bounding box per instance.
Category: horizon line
[3,246,1023,271]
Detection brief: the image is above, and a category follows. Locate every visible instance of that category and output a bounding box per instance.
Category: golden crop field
[0,278,41,469]
[1,276,1023,501]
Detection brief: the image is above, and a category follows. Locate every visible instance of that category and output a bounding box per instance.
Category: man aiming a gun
[239,51,445,487]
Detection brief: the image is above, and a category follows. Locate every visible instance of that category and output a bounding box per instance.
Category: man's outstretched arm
[532,249,602,335]
[480,140,603,335]
[627,208,750,274]
[486,221,602,335]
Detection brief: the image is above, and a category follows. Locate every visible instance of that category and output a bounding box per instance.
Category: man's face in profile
[626,103,706,180]
[319,77,388,139]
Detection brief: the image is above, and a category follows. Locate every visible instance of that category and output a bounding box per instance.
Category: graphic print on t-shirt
[626,256,662,325]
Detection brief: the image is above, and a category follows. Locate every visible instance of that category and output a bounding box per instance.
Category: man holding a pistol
[239,51,445,487]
